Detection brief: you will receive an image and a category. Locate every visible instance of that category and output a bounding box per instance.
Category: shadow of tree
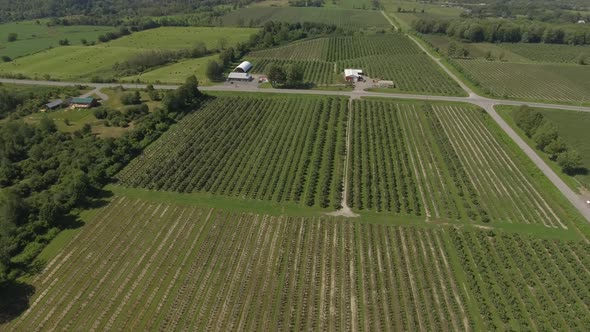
[0,281,35,324]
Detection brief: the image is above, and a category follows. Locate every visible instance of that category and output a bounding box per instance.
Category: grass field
[381,0,463,30]
[422,35,529,62]
[117,95,348,209]
[452,59,590,103]
[348,99,585,231]
[221,7,391,30]
[0,45,141,80]
[6,195,590,330]
[103,27,258,50]
[498,105,590,191]
[0,27,257,82]
[0,20,114,59]
[122,55,219,85]
[247,34,464,95]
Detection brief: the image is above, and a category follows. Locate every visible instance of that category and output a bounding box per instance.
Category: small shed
[70,97,98,109]
[234,61,253,73]
[45,99,63,110]
[227,72,253,81]
[344,69,364,82]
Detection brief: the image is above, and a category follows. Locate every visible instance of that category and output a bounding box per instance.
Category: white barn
[344,69,364,82]
[234,61,253,73]
[227,72,252,81]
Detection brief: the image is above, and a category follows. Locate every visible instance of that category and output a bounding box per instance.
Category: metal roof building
[227,72,252,81]
[45,99,63,110]
[234,61,253,73]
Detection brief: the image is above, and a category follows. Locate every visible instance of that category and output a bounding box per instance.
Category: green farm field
[6,194,590,330]
[381,0,463,30]
[103,27,258,50]
[221,7,391,30]
[0,20,114,59]
[0,45,141,80]
[452,59,590,103]
[348,99,587,232]
[122,55,219,85]
[117,94,349,209]
[247,34,465,95]
[500,43,590,64]
[498,105,590,191]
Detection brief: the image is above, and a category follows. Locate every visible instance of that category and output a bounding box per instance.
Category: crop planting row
[348,100,572,227]
[325,34,420,61]
[453,59,590,102]
[9,198,473,331]
[450,228,590,331]
[248,38,330,61]
[500,43,590,64]
[248,58,336,84]
[340,54,463,95]
[117,95,348,208]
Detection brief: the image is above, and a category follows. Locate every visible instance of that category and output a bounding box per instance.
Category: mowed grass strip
[117,95,349,209]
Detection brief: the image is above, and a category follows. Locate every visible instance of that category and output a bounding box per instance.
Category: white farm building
[227,61,254,81]
[234,61,253,73]
[344,69,364,82]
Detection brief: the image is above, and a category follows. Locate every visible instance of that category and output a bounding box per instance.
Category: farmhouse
[234,61,253,73]
[344,69,364,82]
[45,99,64,110]
[70,97,98,109]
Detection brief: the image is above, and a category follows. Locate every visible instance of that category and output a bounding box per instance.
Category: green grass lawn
[103,27,258,50]
[497,105,590,192]
[122,54,219,85]
[0,20,114,59]
[0,45,141,80]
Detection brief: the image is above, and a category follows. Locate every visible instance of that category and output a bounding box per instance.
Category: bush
[120,91,141,105]
[7,33,17,42]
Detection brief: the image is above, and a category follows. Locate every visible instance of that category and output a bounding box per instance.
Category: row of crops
[10,198,473,331]
[500,43,590,64]
[12,196,590,330]
[348,100,575,228]
[117,95,348,209]
[451,228,590,331]
[247,58,337,84]
[452,59,590,102]
[247,34,464,95]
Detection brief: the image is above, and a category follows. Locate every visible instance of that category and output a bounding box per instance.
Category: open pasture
[0,45,140,80]
[5,197,475,331]
[453,59,590,103]
[348,99,581,229]
[0,20,113,59]
[248,34,463,95]
[103,27,258,50]
[117,95,348,209]
[122,54,219,85]
[221,7,391,30]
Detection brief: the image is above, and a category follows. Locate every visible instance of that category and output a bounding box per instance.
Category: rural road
[2,60,590,224]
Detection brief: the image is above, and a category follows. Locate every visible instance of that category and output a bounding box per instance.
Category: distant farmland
[117,95,348,209]
[7,196,590,331]
[222,7,391,30]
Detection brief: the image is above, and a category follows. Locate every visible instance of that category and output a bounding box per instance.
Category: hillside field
[0,20,114,59]
[247,34,465,95]
[117,95,349,209]
[6,195,590,331]
[122,55,219,85]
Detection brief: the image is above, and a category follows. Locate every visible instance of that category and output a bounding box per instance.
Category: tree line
[413,18,590,45]
[0,85,82,120]
[0,76,205,286]
[513,105,584,175]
